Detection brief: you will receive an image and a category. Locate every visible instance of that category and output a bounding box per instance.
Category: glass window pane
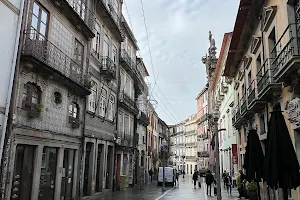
[32,96,38,104]
[41,10,47,23]
[33,3,39,16]
[69,105,73,114]
[40,23,46,37]
[31,16,38,30]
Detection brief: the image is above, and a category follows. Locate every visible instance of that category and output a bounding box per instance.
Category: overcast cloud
[123,0,239,124]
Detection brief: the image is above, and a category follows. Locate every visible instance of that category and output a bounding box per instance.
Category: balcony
[185,156,196,161]
[138,111,150,126]
[185,142,196,147]
[51,0,95,39]
[257,59,281,100]
[247,79,265,113]
[221,83,228,94]
[234,105,243,128]
[100,57,117,80]
[272,23,300,83]
[95,0,123,41]
[116,133,133,148]
[240,96,247,116]
[232,107,236,125]
[119,92,138,114]
[21,29,90,95]
[198,151,209,158]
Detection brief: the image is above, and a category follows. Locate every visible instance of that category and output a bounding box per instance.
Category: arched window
[22,82,41,110]
[69,102,79,118]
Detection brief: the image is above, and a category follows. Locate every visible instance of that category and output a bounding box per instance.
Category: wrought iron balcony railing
[247,79,257,106]
[236,105,241,121]
[198,151,209,158]
[271,23,300,78]
[116,133,133,147]
[240,95,247,115]
[52,0,95,38]
[22,29,89,92]
[232,107,236,125]
[139,111,150,126]
[100,56,117,80]
[257,59,275,95]
[119,92,138,114]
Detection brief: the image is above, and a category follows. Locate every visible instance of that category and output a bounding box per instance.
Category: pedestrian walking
[175,170,179,186]
[224,173,232,196]
[237,170,247,199]
[192,170,198,188]
[149,168,153,183]
[182,170,185,179]
[205,170,214,196]
[222,170,227,189]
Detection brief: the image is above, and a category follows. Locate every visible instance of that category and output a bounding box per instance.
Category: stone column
[31,145,44,200]
[54,147,64,200]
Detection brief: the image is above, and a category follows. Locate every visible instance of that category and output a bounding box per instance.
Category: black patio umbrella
[264,103,300,199]
[243,129,264,200]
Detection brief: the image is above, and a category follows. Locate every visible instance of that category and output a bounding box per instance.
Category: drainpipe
[0,0,26,199]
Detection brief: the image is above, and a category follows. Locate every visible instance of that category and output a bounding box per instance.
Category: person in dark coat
[222,170,227,189]
[238,170,247,198]
[192,170,198,188]
[205,170,214,196]
[149,169,153,182]
[224,173,232,196]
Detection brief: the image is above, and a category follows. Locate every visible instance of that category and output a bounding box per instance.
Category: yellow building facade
[224,0,300,199]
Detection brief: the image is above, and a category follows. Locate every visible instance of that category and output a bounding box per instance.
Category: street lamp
[161,138,167,192]
[212,107,224,200]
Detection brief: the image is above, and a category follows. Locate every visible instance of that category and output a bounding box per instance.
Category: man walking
[192,170,198,188]
[149,168,153,183]
[205,170,214,196]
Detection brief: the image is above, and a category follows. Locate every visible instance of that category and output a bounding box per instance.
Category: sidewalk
[86,181,173,200]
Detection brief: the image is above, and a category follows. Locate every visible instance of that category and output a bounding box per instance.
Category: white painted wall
[0,1,22,130]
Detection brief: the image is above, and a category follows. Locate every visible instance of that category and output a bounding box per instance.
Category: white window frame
[99,89,107,117]
[88,80,97,112]
[108,95,115,121]
[92,22,101,59]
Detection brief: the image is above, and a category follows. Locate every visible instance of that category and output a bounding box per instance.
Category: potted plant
[28,103,44,118]
[236,175,242,188]
[246,180,258,200]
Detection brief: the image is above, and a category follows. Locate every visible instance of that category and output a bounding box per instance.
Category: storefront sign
[232,144,238,164]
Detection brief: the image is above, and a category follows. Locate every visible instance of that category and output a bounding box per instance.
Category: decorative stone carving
[287,97,300,130]
[244,55,252,69]
[262,6,277,31]
[250,37,261,54]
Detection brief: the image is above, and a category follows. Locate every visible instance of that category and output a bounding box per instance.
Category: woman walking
[224,173,232,196]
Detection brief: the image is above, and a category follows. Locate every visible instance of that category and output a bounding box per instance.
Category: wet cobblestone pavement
[88,175,239,200]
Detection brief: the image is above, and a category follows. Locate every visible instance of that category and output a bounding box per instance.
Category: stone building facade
[223,0,300,199]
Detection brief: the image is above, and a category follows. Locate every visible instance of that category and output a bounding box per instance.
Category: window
[54,92,62,104]
[107,95,115,121]
[99,89,107,117]
[22,83,41,110]
[113,44,117,63]
[31,2,49,38]
[260,113,266,135]
[124,114,129,136]
[74,39,84,66]
[248,71,252,90]
[103,35,110,57]
[69,102,79,118]
[130,117,134,136]
[93,23,101,58]
[118,112,124,135]
[88,81,97,112]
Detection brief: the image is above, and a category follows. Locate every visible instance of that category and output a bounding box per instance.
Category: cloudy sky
[123,0,239,125]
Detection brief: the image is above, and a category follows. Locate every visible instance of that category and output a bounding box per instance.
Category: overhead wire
[124,0,182,123]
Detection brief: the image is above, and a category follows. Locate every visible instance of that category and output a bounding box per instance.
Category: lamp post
[212,107,222,200]
[161,138,167,192]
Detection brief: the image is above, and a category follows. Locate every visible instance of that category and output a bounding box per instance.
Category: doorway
[105,146,113,189]
[116,154,121,190]
[39,147,58,200]
[96,144,103,192]
[83,142,92,196]
[10,145,35,200]
[60,149,75,200]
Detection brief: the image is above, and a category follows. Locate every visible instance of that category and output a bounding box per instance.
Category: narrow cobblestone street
[88,175,239,200]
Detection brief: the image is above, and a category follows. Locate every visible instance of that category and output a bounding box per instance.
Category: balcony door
[60,149,75,200]
[295,0,300,37]
[30,1,49,39]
